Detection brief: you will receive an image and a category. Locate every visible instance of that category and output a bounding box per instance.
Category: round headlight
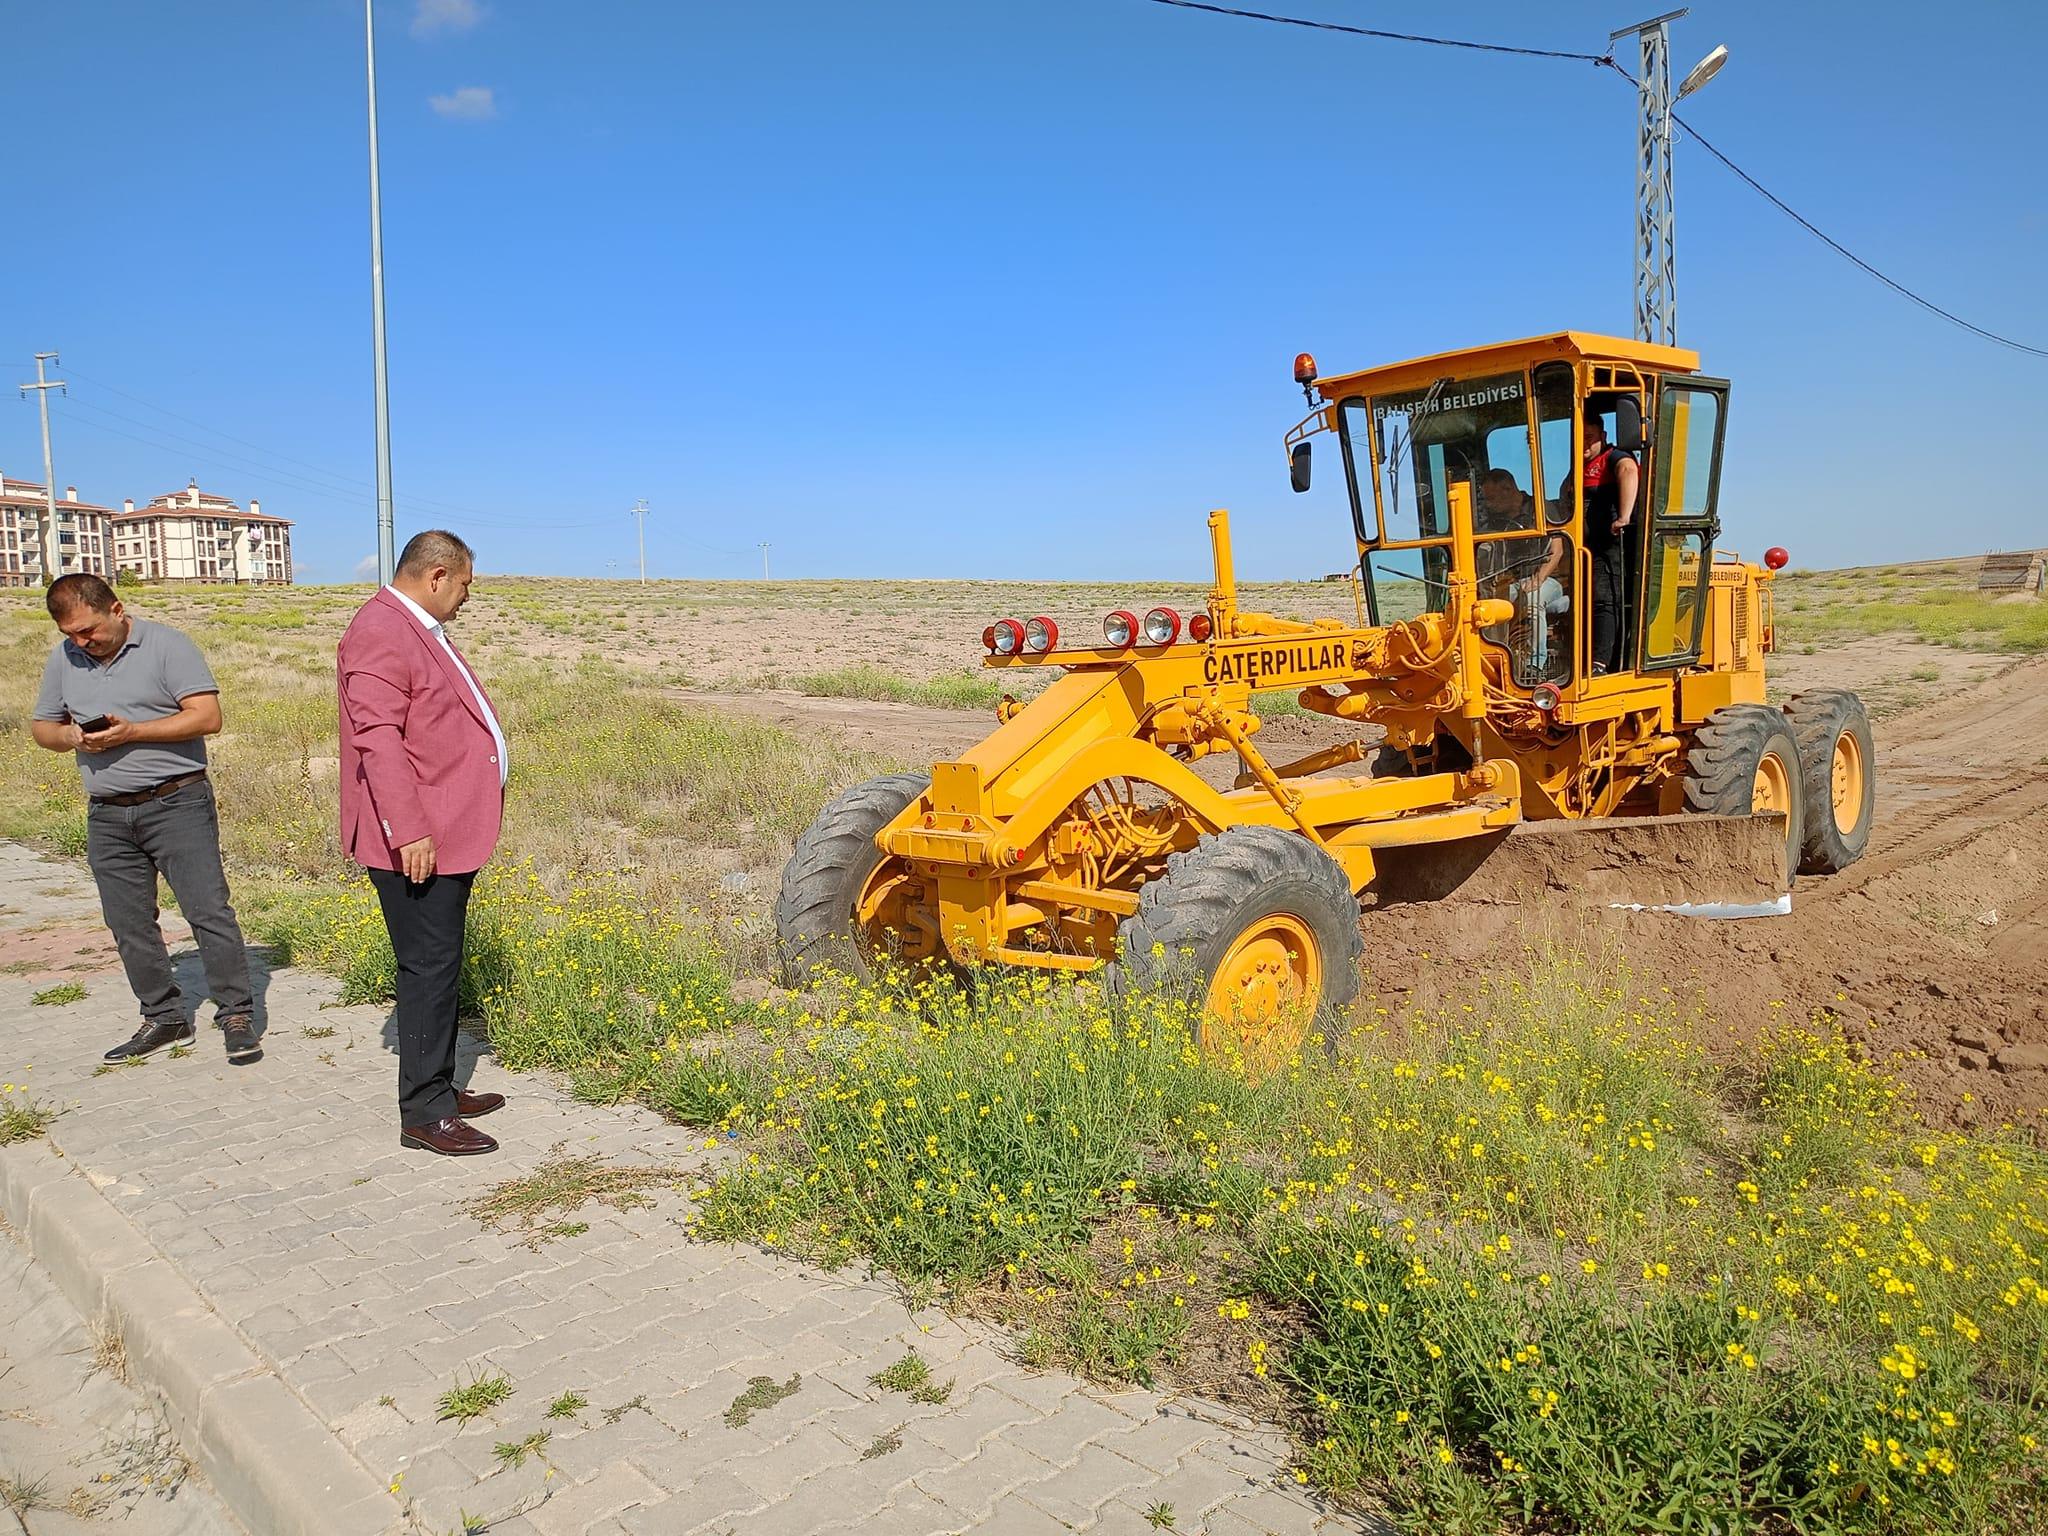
[1023,616,1058,653]
[1102,610,1137,648]
[1141,607,1181,646]
[990,619,1025,656]
[1531,682,1561,713]
[1187,613,1213,642]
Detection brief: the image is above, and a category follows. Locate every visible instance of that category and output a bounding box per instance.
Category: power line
[1667,102,2048,359]
[1137,0,1606,62]
[1140,0,2048,358]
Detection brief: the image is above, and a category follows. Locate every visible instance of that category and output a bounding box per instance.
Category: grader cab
[775,332,1875,1057]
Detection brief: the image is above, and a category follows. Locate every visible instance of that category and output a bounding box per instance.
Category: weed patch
[0,1085,57,1146]
[437,1371,513,1424]
[30,982,85,1006]
[461,1147,693,1246]
[723,1373,801,1428]
[762,664,1004,711]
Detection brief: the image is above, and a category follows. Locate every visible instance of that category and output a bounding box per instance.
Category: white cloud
[429,86,498,121]
[353,553,380,580]
[412,0,484,38]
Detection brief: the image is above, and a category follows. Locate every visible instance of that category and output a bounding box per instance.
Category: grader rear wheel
[774,772,933,985]
[1784,689,1876,874]
[1111,826,1363,1070]
[1682,705,1807,884]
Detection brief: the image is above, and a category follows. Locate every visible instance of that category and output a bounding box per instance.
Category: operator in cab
[1563,403,1639,674]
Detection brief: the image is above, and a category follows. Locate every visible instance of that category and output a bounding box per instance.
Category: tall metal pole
[365,0,396,584]
[632,499,649,583]
[1612,10,1684,347]
[18,352,67,580]
[759,542,771,581]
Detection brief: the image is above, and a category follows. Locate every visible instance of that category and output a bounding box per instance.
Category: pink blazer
[336,588,504,875]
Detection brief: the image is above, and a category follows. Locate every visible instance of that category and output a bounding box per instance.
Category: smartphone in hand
[75,714,113,735]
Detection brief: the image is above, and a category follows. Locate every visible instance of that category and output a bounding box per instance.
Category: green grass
[29,982,85,1006]
[491,1431,548,1470]
[722,1373,801,1428]
[765,664,1004,711]
[1776,573,2048,654]
[544,1390,586,1420]
[436,1371,513,1424]
[649,960,2048,1535]
[869,1351,953,1403]
[1252,688,1311,717]
[0,1094,58,1145]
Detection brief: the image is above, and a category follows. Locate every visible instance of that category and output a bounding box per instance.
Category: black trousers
[368,867,474,1128]
[1590,542,1626,673]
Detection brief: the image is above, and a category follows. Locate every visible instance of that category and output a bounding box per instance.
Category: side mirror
[1288,440,1313,493]
[1613,395,1644,453]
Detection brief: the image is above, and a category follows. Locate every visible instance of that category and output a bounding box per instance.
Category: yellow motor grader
[775,332,1875,1054]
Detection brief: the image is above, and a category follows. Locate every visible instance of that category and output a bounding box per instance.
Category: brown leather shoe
[455,1088,505,1118]
[399,1116,498,1156]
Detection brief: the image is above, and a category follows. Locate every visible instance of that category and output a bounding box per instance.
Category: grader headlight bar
[985,607,1212,657]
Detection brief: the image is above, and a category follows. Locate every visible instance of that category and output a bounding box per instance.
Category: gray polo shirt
[33,617,219,797]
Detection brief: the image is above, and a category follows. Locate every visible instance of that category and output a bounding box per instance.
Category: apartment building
[112,481,295,585]
[0,473,116,588]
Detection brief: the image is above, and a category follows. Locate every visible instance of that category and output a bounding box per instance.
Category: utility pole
[1610,11,1726,347]
[365,0,396,584]
[631,499,649,583]
[17,352,67,582]
[759,542,771,581]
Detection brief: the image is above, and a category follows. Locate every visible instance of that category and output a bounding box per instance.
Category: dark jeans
[1591,542,1626,673]
[368,866,474,1129]
[86,777,255,1029]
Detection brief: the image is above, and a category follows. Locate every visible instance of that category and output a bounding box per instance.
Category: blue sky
[4,1,2042,583]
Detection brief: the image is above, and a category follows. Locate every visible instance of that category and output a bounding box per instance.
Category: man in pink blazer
[337,530,509,1156]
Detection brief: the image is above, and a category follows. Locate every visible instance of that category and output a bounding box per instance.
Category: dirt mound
[1361,656,2048,1133]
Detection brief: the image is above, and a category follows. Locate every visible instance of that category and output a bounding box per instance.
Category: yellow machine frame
[862,332,1777,973]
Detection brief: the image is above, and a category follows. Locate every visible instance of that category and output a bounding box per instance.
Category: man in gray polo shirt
[29,574,259,1065]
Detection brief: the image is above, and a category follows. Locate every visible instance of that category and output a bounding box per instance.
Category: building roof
[0,477,119,514]
[114,507,292,527]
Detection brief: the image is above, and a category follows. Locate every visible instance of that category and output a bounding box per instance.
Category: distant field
[1774,556,2048,655]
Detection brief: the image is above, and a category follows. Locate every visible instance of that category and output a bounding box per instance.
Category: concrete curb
[0,1136,408,1536]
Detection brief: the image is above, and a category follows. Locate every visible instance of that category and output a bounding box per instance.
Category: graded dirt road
[682,653,2048,1133]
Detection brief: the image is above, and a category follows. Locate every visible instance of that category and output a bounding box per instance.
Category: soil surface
[683,655,2048,1134]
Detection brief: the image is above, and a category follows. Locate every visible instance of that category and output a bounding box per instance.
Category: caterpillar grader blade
[776,331,1875,1048]
[1366,812,1794,915]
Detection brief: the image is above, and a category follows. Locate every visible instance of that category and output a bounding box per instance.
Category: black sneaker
[218,1015,262,1065]
[103,1019,196,1063]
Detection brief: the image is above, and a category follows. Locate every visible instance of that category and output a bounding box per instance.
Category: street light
[1677,44,1728,101]
[1610,11,1728,346]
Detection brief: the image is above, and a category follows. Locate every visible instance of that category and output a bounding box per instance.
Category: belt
[92,770,207,808]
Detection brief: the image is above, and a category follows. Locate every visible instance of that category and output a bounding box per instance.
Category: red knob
[1764,547,1790,571]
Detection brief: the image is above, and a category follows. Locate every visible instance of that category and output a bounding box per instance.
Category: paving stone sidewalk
[0,1212,243,1535]
[0,843,1367,1536]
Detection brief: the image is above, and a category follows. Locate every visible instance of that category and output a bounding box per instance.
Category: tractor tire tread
[1680,704,1805,882]
[773,771,931,985]
[1112,825,1364,1028]
[1782,689,1875,874]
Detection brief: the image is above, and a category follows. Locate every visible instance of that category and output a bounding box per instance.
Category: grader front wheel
[1682,705,1807,883]
[1785,689,1876,874]
[774,772,933,985]
[1112,826,1364,1069]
